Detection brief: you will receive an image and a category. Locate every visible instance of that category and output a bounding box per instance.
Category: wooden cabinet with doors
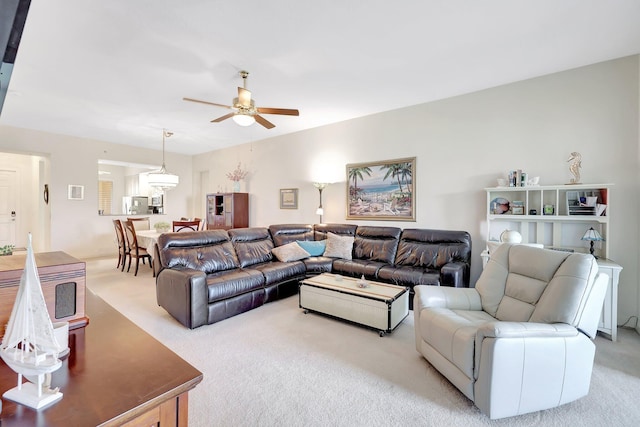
[206,193,249,230]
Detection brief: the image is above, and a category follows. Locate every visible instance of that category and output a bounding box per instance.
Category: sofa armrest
[414,285,482,311]
[156,267,208,329]
[440,261,468,287]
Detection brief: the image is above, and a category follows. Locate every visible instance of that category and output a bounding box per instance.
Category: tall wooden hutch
[206,193,249,230]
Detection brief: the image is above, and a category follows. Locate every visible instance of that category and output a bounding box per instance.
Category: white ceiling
[1,0,639,155]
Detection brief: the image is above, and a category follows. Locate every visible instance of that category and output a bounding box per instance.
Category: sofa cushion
[332,259,387,278]
[157,230,239,273]
[249,260,307,285]
[302,257,334,274]
[323,232,354,259]
[313,223,358,241]
[296,240,326,256]
[377,265,440,287]
[206,269,265,303]
[271,242,310,262]
[395,229,471,269]
[269,224,314,246]
[353,226,401,264]
[229,228,274,268]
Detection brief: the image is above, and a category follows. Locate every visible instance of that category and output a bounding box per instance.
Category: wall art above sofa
[346,157,415,221]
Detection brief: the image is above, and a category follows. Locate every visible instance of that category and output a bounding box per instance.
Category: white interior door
[0,170,17,247]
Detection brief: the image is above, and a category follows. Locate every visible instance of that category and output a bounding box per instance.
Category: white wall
[0,56,637,324]
[0,128,194,258]
[193,56,640,326]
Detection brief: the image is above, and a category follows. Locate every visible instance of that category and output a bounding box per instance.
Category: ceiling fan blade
[254,115,275,129]
[238,87,252,107]
[211,112,235,123]
[256,107,299,116]
[183,97,232,109]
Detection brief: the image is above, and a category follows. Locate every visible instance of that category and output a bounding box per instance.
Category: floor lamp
[313,183,327,223]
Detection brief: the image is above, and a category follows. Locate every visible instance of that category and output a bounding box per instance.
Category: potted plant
[154,222,171,233]
[226,162,249,192]
[0,244,15,256]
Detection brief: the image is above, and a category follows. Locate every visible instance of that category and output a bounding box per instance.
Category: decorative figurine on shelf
[567,152,582,184]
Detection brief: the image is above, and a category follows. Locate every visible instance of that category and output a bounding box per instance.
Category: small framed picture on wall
[280,188,298,209]
[68,185,84,200]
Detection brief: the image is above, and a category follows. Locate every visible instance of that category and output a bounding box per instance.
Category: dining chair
[112,219,129,271]
[172,220,200,232]
[127,217,150,231]
[122,220,153,276]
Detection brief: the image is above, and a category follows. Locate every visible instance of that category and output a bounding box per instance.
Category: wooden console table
[0,291,203,426]
[0,251,89,339]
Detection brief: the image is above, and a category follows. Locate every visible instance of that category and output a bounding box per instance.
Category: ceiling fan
[183,71,299,129]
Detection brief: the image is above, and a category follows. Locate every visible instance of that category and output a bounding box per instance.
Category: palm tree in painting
[381,163,406,193]
[348,166,372,200]
[398,162,412,195]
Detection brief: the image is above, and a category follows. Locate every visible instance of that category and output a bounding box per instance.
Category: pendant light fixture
[148,129,179,190]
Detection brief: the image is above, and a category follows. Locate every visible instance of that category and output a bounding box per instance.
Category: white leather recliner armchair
[414,244,609,419]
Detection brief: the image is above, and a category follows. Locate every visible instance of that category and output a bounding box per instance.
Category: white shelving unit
[484,183,622,341]
[485,183,612,257]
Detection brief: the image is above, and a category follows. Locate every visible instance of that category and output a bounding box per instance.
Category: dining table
[135,229,164,257]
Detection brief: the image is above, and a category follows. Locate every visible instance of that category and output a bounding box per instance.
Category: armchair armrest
[477,321,578,341]
[156,267,208,329]
[440,261,468,287]
[475,322,580,382]
[414,285,482,311]
[473,320,593,417]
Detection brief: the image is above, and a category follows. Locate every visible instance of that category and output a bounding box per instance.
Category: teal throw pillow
[296,240,326,256]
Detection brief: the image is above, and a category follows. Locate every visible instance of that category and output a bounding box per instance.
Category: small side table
[595,258,622,341]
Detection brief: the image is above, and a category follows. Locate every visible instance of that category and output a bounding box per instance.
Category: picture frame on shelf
[279,188,298,209]
[346,157,416,221]
[512,206,524,215]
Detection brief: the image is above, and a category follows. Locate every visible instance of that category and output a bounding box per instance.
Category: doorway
[0,169,17,247]
[0,152,50,252]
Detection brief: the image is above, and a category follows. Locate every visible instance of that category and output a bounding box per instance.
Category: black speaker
[55,282,77,319]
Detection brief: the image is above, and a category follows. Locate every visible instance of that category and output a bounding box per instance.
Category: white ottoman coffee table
[299,273,409,336]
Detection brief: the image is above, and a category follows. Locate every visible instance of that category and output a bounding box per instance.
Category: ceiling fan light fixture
[233,113,255,127]
[183,70,298,129]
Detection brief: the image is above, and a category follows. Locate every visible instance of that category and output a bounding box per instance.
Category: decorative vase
[500,229,522,244]
[233,181,241,192]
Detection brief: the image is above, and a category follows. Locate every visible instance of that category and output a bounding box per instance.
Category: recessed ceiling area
[1,1,639,155]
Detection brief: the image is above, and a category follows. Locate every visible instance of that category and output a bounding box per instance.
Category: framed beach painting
[346,157,416,221]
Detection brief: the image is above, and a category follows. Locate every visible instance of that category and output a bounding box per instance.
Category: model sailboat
[0,234,64,409]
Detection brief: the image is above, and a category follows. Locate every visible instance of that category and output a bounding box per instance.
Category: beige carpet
[86,257,640,427]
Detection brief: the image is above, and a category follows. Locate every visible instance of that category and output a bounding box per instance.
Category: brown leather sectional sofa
[155,223,471,329]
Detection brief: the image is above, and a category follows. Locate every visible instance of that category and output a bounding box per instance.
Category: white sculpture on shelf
[567,152,582,184]
[0,234,64,410]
